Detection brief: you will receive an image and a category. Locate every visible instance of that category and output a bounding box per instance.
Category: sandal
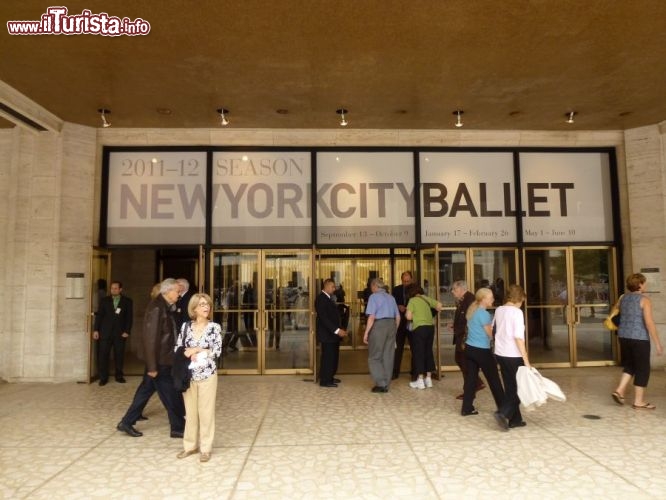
[631,403,656,410]
[611,392,625,405]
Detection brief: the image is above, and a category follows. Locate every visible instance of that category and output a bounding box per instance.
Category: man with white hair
[116,278,185,438]
[363,278,400,393]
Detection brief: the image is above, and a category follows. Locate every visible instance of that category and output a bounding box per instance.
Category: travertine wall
[3,123,666,381]
[624,125,666,332]
[0,123,96,382]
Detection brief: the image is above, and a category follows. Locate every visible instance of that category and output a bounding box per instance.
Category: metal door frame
[210,248,314,375]
[88,247,112,383]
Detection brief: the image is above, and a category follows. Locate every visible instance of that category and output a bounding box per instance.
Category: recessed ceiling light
[619,111,632,117]
[509,111,522,117]
[395,109,407,114]
[276,109,289,114]
[156,108,172,115]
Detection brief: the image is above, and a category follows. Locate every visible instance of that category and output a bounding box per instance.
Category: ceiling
[2,0,666,130]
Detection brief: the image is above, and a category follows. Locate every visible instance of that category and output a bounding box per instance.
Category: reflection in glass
[212,252,259,371]
[264,252,311,370]
[573,248,614,363]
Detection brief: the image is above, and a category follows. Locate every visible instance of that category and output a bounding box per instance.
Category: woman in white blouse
[175,293,222,462]
[493,285,530,431]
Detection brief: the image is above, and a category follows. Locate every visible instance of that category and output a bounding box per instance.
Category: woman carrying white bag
[493,285,531,431]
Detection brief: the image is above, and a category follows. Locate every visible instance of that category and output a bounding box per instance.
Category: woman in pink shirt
[493,285,530,431]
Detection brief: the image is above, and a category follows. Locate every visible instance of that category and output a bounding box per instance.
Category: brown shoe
[200,452,211,462]
[176,449,199,459]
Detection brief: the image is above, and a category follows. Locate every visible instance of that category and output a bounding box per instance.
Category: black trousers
[496,355,524,426]
[121,365,185,433]
[411,325,435,375]
[462,345,505,414]
[98,335,126,381]
[454,337,484,392]
[393,323,413,377]
[319,341,340,385]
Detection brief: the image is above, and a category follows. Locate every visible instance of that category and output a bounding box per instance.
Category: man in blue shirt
[363,278,400,393]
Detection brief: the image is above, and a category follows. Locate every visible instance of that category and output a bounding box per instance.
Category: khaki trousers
[183,374,218,453]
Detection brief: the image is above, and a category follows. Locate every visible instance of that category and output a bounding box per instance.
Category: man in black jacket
[451,280,485,399]
[93,281,133,385]
[391,271,413,379]
[175,278,194,331]
[116,278,185,438]
[316,279,347,387]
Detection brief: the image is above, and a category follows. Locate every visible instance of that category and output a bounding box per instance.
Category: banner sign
[107,152,206,244]
[105,149,615,246]
[316,152,415,244]
[420,152,517,243]
[520,153,613,242]
[212,152,311,244]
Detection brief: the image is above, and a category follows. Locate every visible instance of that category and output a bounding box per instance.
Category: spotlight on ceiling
[216,108,229,126]
[453,109,464,128]
[97,108,111,128]
[566,111,577,124]
[336,108,348,127]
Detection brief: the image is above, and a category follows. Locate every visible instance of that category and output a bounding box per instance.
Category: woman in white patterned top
[174,293,222,462]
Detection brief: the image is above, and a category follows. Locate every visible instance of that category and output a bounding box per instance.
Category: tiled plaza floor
[1,367,665,499]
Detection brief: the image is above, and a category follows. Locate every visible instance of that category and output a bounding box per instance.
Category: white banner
[107,152,206,244]
[212,152,311,244]
[316,152,415,244]
[420,152,517,243]
[520,153,613,242]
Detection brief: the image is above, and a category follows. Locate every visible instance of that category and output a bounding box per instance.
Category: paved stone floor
[1,367,665,499]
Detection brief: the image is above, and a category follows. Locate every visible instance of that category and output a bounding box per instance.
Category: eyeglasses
[197,302,210,307]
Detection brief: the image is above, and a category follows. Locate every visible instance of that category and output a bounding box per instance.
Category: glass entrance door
[523,247,617,366]
[315,249,413,373]
[88,248,111,383]
[571,248,617,365]
[211,249,313,374]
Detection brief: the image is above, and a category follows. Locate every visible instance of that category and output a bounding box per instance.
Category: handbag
[172,321,192,392]
[172,345,191,392]
[603,294,623,331]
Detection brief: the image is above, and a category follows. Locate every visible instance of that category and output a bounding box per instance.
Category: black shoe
[494,411,509,431]
[170,430,184,438]
[115,377,126,383]
[461,409,479,416]
[99,380,108,386]
[319,382,338,388]
[137,415,148,421]
[333,378,341,383]
[509,421,527,429]
[117,421,142,437]
[371,386,387,393]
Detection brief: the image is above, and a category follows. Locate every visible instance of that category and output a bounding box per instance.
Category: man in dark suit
[391,271,413,379]
[451,280,484,399]
[175,278,194,331]
[93,280,133,385]
[316,279,347,387]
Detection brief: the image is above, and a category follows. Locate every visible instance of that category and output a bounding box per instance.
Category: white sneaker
[409,378,426,390]
[425,376,433,388]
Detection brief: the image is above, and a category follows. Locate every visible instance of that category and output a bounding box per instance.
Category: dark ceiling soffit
[0,102,48,131]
